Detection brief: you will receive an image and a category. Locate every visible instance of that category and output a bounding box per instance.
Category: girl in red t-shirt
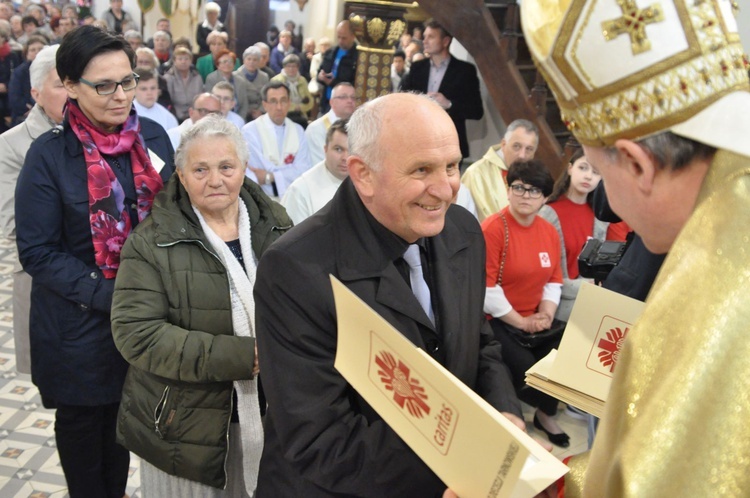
[540,149,630,322]
[482,160,569,447]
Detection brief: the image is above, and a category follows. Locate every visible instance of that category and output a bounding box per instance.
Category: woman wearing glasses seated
[14,25,174,498]
[481,160,570,447]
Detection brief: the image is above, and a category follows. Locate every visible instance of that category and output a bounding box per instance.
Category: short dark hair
[325,118,348,146]
[423,19,451,39]
[57,25,135,83]
[393,50,406,61]
[21,15,40,28]
[506,159,554,198]
[635,132,716,171]
[261,80,289,101]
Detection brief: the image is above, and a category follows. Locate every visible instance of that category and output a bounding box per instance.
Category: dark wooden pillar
[414,0,564,176]
[229,0,271,55]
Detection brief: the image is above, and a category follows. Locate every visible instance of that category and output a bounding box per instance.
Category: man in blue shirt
[316,20,358,114]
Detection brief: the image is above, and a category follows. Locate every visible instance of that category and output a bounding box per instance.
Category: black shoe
[534,413,570,448]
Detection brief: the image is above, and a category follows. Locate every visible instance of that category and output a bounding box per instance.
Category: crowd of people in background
[0,3,304,131]
[0,0,440,139]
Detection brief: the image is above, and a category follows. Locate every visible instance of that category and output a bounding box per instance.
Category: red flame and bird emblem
[597,327,629,372]
[375,351,430,418]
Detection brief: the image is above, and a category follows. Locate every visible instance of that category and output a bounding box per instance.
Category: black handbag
[494,213,566,348]
[493,318,567,349]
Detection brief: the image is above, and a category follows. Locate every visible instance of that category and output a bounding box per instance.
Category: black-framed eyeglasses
[79,73,139,96]
[510,183,543,199]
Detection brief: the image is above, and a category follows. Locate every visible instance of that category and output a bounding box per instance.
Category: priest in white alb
[242,80,311,198]
[282,119,349,224]
[304,82,356,165]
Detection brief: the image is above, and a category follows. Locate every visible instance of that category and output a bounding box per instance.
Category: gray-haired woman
[111,115,292,496]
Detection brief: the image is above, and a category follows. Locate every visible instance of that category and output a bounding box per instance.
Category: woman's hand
[532,312,553,331]
[502,310,549,333]
[519,314,549,333]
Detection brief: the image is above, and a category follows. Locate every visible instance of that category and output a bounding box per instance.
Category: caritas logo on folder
[369,334,458,455]
[587,315,631,377]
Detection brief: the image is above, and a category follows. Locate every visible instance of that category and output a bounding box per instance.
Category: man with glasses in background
[166,92,221,149]
[305,82,355,165]
[242,80,311,198]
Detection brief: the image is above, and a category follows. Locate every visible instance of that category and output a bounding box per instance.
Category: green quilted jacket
[111,174,292,488]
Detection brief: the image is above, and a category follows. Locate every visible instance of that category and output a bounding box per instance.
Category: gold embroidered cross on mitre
[602,0,665,54]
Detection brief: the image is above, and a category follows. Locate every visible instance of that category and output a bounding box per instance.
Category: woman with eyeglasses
[481,160,571,447]
[196,31,239,81]
[14,25,174,497]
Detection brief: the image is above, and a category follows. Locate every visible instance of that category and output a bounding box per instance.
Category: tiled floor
[0,236,587,497]
[0,237,142,498]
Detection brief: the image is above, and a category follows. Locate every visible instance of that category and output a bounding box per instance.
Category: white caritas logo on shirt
[539,252,551,268]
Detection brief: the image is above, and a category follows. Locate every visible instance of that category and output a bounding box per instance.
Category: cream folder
[548,282,645,402]
[331,276,568,498]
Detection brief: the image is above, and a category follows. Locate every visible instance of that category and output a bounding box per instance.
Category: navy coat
[15,116,175,407]
[8,60,33,126]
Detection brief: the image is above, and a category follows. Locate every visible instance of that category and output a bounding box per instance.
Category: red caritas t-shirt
[549,196,595,279]
[482,208,563,317]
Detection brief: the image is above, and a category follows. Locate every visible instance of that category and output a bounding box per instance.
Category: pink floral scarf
[67,100,164,278]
